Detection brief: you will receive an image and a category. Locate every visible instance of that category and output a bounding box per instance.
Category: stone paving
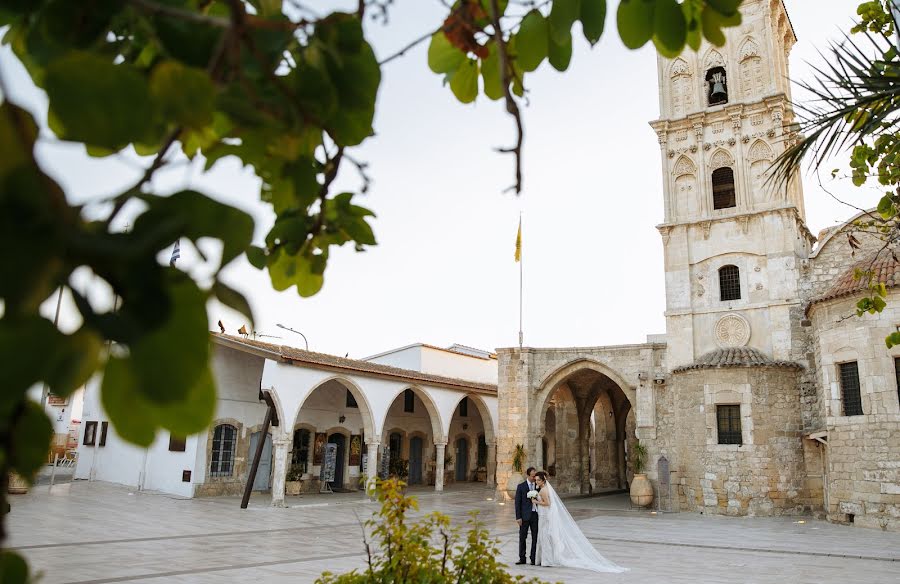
[7,481,900,583]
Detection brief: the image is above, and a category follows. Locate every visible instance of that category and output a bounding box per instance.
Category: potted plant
[505,444,526,496]
[629,440,654,507]
[285,464,304,496]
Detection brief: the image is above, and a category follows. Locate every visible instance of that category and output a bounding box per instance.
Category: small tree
[631,440,647,475]
[316,478,552,584]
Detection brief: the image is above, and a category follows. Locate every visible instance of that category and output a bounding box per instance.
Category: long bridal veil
[542,482,627,573]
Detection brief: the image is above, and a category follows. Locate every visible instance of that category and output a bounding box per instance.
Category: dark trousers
[518,513,538,562]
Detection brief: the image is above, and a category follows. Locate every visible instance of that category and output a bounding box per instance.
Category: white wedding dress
[535,481,627,573]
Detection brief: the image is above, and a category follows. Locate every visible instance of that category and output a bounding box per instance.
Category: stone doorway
[455,437,469,482]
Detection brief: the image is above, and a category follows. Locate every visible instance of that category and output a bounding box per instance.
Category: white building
[75,335,499,504]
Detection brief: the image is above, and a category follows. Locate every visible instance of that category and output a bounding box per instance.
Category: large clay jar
[629,473,654,507]
[8,473,29,495]
[505,474,521,498]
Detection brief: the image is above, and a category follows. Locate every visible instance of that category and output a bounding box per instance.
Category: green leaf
[45,328,103,397]
[133,190,254,268]
[149,61,216,130]
[652,0,687,57]
[102,356,157,447]
[549,0,580,44]
[877,194,895,218]
[701,6,727,46]
[247,245,267,269]
[270,249,325,296]
[548,27,573,72]
[0,551,30,584]
[886,331,900,348]
[706,0,742,15]
[617,0,655,49]
[481,42,504,101]
[428,31,465,74]
[153,12,223,69]
[0,102,37,181]
[44,52,155,150]
[516,10,548,72]
[450,58,479,104]
[580,0,607,46]
[36,0,122,49]
[873,295,887,312]
[10,400,53,478]
[213,280,255,327]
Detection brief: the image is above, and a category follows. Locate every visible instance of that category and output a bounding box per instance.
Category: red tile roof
[673,347,802,373]
[211,334,497,394]
[808,253,900,312]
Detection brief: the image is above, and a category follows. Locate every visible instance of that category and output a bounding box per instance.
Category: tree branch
[488,0,524,194]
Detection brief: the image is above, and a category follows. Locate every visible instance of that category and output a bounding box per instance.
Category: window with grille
[712,167,736,209]
[99,422,109,447]
[403,389,415,413]
[210,424,237,477]
[459,397,468,417]
[719,265,741,301]
[346,389,358,408]
[716,405,742,445]
[292,428,310,472]
[839,362,863,416]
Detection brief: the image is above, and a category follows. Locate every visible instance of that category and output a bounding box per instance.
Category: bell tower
[649,0,815,368]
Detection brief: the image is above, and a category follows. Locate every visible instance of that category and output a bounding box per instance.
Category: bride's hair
[535,471,548,482]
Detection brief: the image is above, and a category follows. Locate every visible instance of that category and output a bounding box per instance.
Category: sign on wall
[313,432,327,465]
[320,443,338,483]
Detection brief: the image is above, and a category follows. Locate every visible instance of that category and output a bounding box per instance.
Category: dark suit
[514,480,539,563]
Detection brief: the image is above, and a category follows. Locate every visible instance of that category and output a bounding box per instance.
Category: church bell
[710,72,727,100]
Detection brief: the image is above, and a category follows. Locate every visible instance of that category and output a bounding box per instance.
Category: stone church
[495,0,900,531]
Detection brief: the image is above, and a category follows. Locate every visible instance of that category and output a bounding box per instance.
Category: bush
[316,478,552,584]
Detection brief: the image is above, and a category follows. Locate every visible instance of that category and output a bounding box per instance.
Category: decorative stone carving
[693,123,704,137]
[702,221,712,240]
[673,155,696,177]
[728,137,736,146]
[668,150,675,158]
[710,149,734,170]
[739,39,760,62]
[742,135,750,144]
[658,225,671,244]
[767,128,776,138]
[715,314,751,348]
[690,145,698,153]
[703,143,711,151]
[748,139,774,162]
[670,58,691,77]
[738,215,750,234]
[704,49,726,69]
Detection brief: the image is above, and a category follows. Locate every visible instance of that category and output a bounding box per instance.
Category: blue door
[249,432,272,491]
[409,437,423,484]
[455,437,468,482]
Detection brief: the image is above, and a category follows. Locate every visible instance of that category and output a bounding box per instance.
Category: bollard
[49,453,59,489]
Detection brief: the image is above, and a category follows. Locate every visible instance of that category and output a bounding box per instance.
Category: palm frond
[770,29,900,189]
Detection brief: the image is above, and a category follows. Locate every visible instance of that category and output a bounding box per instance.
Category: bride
[533,471,627,573]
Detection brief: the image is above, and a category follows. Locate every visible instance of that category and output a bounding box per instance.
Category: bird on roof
[238,324,249,336]
[218,320,225,334]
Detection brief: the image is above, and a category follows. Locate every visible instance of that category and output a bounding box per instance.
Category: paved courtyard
[7,481,900,583]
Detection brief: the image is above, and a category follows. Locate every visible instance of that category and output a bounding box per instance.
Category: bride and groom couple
[515,467,627,573]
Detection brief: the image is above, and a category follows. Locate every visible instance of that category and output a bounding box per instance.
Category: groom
[514,466,538,565]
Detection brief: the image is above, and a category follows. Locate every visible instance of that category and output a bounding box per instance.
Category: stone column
[577,409,593,495]
[271,437,291,507]
[435,442,447,492]
[365,440,379,494]
[495,348,533,499]
[617,434,627,489]
[534,434,544,470]
[486,439,497,487]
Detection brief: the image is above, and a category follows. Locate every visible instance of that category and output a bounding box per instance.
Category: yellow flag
[514,218,522,263]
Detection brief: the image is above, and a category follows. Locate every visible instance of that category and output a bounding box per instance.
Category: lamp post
[276,323,309,350]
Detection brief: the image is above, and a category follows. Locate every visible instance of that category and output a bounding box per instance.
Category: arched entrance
[447,394,496,484]
[409,436,424,484]
[455,437,469,481]
[291,377,375,493]
[535,361,635,495]
[380,387,442,487]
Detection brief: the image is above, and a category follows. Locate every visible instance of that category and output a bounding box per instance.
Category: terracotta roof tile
[673,347,802,373]
[212,334,497,393]
[808,253,900,311]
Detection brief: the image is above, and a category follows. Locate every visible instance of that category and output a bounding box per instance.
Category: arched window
[210,424,237,477]
[712,167,736,210]
[705,66,728,106]
[719,265,741,301]
[292,428,311,472]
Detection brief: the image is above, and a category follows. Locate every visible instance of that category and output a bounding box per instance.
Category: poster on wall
[313,432,327,465]
[349,435,362,466]
[320,443,338,483]
[379,446,390,479]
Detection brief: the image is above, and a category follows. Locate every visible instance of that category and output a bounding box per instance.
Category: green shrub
[316,478,553,584]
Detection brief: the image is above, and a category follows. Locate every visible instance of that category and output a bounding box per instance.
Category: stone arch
[383,385,444,443]
[738,38,760,62]
[703,48,726,70]
[293,375,376,439]
[448,393,496,443]
[670,58,691,77]
[262,387,289,439]
[748,139,774,162]
[709,148,734,170]
[670,58,694,117]
[534,358,636,432]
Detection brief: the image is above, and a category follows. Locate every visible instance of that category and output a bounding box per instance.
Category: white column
[365,440,379,495]
[435,442,447,492]
[271,437,290,507]
[486,440,497,487]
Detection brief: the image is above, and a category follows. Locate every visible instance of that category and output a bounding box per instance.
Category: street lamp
[276,323,309,350]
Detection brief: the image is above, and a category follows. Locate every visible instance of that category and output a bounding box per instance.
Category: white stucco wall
[366,344,497,385]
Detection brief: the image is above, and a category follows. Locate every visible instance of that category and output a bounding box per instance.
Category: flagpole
[518,212,523,349]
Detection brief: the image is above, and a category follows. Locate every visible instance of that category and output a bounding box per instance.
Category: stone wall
[667,366,814,516]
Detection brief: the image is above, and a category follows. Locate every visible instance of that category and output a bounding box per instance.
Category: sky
[3,0,883,359]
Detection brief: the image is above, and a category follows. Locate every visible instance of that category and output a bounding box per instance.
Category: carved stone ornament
[742,135,750,144]
[702,221,712,240]
[670,58,691,77]
[767,128,776,138]
[715,314,751,348]
[703,143,712,151]
[704,49,726,69]
[674,155,696,176]
[748,139,774,162]
[739,39,760,62]
[710,149,734,170]
[690,145,698,153]
[728,137,736,146]
[668,150,676,158]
